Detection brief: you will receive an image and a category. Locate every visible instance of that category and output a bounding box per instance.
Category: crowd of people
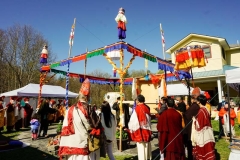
[0,96,33,133]
[0,96,66,139]
[1,80,240,160]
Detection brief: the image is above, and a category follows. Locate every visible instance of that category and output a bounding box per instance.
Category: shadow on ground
[0,128,58,160]
[123,148,159,160]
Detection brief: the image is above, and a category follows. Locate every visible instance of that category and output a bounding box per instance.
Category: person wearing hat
[23,97,33,128]
[183,87,201,160]
[6,96,17,132]
[59,78,102,160]
[0,96,6,132]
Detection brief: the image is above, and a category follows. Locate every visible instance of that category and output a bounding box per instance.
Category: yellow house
[165,33,240,104]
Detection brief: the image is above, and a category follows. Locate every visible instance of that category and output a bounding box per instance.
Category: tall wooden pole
[119,48,124,151]
[103,45,135,152]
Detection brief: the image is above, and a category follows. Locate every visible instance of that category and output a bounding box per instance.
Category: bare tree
[0,29,9,93]
[129,69,146,77]
[2,24,55,89]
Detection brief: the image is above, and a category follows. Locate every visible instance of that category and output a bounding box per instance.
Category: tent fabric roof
[0,83,78,98]
[191,65,238,79]
[225,67,240,84]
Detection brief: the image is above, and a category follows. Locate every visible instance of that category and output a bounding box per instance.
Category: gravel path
[17,124,160,159]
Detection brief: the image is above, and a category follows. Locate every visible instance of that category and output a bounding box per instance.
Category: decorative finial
[40,44,48,64]
[115,7,127,40]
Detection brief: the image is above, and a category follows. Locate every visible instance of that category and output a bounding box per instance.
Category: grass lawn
[212,119,240,160]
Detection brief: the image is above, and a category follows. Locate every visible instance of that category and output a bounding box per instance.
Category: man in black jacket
[112,97,120,126]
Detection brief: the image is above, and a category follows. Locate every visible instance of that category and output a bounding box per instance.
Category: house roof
[166,33,236,54]
[229,44,240,47]
[192,65,238,79]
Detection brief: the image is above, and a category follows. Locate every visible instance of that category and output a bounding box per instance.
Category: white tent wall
[226,68,240,84]
[158,83,205,96]
[225,67,240,143]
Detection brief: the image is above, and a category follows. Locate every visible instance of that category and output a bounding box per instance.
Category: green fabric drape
[50,63,60,69]
[143,53,157,62]
[86,49,105,58]
[51,69,67,76]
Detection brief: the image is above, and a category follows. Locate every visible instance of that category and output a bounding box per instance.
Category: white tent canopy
[0,83,78,98]
[225,67,240,91]
[158,83,205,96]
[225,67,240,83]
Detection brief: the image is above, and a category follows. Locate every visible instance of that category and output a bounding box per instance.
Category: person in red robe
[191,94,215,160]
[128,95,152,160]
[158,98,185,160]
[23,97,33,128]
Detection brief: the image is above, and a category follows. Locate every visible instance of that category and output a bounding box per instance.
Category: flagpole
[68,18,76,58]
[160,23,166,60]
[66,18,76,109]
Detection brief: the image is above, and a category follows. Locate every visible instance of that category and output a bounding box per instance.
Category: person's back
[158,98,185,159]
[159,106,183,152]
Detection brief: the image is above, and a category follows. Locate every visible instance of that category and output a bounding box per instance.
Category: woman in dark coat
[38,98,56,137]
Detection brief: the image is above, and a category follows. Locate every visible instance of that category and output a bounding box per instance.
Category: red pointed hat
[79,78,90,96]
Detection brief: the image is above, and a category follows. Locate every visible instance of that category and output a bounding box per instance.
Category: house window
[202,46,211,58]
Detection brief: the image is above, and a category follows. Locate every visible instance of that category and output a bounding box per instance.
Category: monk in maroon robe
[183,88,201,160]
[23,97,33,128]
[158,98,185,160]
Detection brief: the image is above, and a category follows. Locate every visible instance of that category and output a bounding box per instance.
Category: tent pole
[227,84,232,142]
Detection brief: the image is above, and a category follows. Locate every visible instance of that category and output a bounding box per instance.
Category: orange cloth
[237,111,240,124]
[175,46,206,70]
[176,110,185,128]
[218,108,236,126]
[117,21,126,30]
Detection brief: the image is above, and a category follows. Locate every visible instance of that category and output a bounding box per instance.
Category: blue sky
[1,0,240,76]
